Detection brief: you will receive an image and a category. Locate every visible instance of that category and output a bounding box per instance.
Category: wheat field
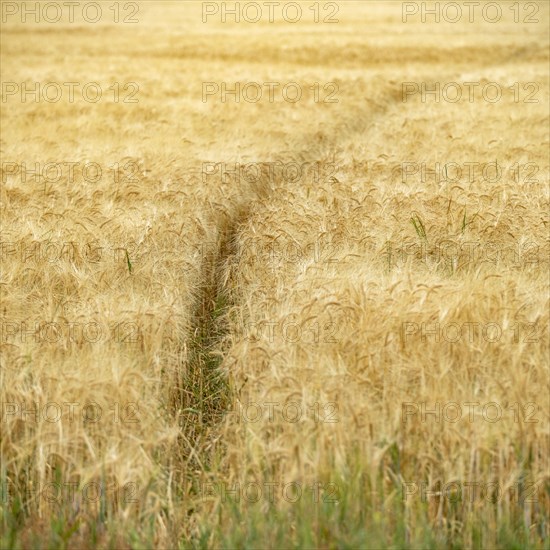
[1,1,549,548]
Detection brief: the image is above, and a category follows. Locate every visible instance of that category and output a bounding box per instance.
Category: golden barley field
[1,1,549,548]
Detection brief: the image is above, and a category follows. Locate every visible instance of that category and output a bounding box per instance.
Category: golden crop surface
[1,1,549,548]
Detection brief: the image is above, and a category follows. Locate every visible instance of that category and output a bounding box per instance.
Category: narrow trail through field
[176,75,408,476]
[178,70,420,465]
